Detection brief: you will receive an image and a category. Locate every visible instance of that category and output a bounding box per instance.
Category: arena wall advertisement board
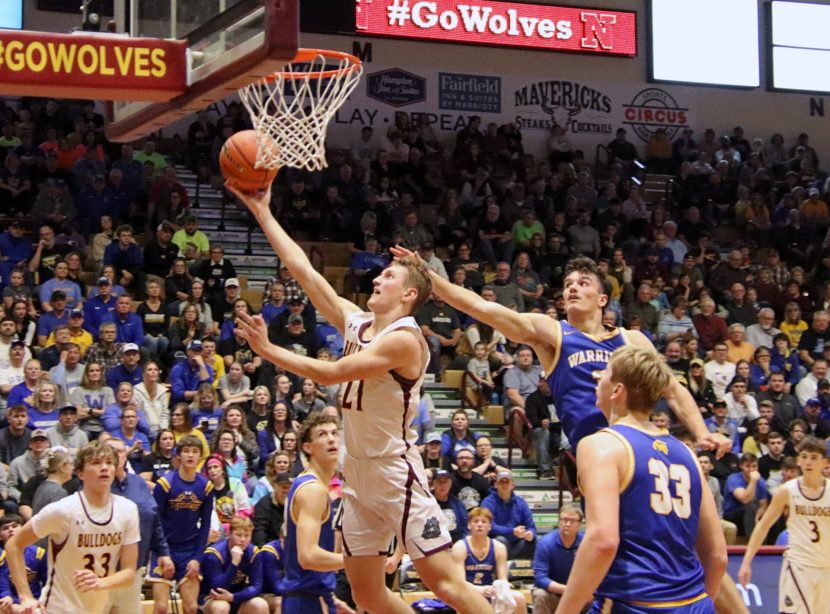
[727,548,785,613]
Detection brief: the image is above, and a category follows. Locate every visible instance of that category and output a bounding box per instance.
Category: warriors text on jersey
[282,472,336,596]
[546,321,628,446]
[31,492,140,614]
[783,477,830,567]
[338,312,429,459]
[463,537,495,586]
[595,424,707,607]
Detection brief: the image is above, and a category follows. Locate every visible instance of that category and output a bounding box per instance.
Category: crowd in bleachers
[0,93,829,610]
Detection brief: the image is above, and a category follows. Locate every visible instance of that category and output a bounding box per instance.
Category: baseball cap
[809,187,821,196]
[97,276,112,286]
[157,222,174,233]
[10,339,25,348]
[424,432,442,444]
[31,429,48,440]
[806,397,822,406]
[59,404,77,413]
[496,469,513,481]
[690,358,704,368]
[70,309,83,318]
[713,399,727,407]
[275,472,292,485]
[433,469,451,480]
[288,296,306,305]
[818,379,830,389]
[288,314,304,326]
[122,343,140,353]
[50,290,66,301]
[759,399,774,407]
[419,240,434,251]
[8,219,24,228]
[187,339,203,351]
[225,278,240,288]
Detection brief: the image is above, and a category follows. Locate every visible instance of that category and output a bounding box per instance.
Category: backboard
[106,0,298,142]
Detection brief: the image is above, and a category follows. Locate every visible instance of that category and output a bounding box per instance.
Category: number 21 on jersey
[341,380,364,411]
[649,458,692,518]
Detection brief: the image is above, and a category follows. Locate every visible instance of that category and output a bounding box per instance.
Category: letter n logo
[581,12,616,50]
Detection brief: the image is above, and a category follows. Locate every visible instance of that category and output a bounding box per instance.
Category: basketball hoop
[238,48,363,172]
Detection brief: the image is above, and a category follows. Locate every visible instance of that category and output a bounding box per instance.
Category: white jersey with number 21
[31,491,140,614]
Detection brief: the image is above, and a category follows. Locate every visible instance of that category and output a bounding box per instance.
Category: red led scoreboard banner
[356,0,637,56]
[0,30,187,101]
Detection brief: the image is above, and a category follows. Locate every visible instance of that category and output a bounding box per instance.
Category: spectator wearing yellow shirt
[800,187,829,228]
[779,302,808,347]
[201,337,225,387]
[726,323,755,364]
[43,309,93,357]
[172,215,210,258]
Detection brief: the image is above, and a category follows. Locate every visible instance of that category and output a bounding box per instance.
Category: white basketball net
[238,50,363,172]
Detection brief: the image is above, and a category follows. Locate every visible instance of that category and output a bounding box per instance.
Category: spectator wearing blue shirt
[105,343,143,391]
[170,340,214,404]
[480,469,537,559]
[35,291,69,346]
[259,281,288,325]
[102,382,153,439]
[723,452,770,538]
[0,220,33,287]
[84,277,118,336]
[532,503,584,614]
[349,235,389,294]
[102,295,145,347]
[315,321,344,359]
[431,469,467,543]
[7,359,42,413]
[107,437,172,611]
[103,224,144,297]
[110,406,151,471]
[440,408,479,464]
[37,260,82,311]
[704,399,741,454]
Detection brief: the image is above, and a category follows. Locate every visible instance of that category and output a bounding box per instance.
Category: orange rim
[258,48,362,83]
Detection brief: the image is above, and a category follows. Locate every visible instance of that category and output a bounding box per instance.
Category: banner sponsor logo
[356,0,636,56]
[366,67,426,107]
[622,88,689,142]
[513,80,613,133]
[439,72,501,113]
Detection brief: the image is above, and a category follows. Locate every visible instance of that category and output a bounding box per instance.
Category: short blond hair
[608,346,673,412]
[397,256,432,313]
[467,507,494,522]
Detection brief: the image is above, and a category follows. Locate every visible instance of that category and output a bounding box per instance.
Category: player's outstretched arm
[390,246,551,347]
[295,483,345,572]
[227,183,360,332]
[236,312,418,386]
[694,464,728,599]
[556,433,622,613]
[627,330,731,458]
[738,487,789,587]
[4,523,38,607]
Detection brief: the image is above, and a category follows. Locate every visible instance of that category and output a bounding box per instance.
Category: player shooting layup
[5,440,140,614]
[229,185,492,614]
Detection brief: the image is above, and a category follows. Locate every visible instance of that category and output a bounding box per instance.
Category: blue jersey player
[282,413,354,614]
[151,434,215,614]
[0,514,47,608]
[557,346,727,613]
[257,539,284,613]
[406,253,729,455]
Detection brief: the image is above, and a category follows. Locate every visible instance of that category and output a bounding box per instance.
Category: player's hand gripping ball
[220,130,279,193]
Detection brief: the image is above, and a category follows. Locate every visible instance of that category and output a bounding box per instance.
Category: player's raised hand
[224,182,273,219]
[389,245,418,262]
[235,312,270,355]
[697,430,732,459]
[737,562,752,587]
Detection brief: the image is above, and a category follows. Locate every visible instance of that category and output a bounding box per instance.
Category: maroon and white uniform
[338,312,450,558]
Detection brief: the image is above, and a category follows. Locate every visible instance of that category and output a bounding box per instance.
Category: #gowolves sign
[356,0,637,56]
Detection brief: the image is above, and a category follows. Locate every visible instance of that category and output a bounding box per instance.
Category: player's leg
[413,549,495,614]
[178,576,201,614]
[263,594,280,614]
[808,562,830,614]
[238,598,269,614]
[344,555,414,614]
[510,589,528,614]
[531,588,560,614]
[152,582,172,614]
[203,600,231,614]
[713,572,749,614]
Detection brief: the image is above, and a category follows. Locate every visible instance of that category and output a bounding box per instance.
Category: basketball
[219,130,279,192]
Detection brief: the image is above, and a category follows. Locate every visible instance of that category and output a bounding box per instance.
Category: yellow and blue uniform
[150,470,214,582]
[282,473,336,614]
[546,321,628,447]
[462,537,496,587]
[589,424,714,614]
[199,540,262,613]
[258,540,284,596]
[0,546,47,601]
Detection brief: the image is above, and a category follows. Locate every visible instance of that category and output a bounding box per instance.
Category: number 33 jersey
[31,492,140,614]
[596,424,706,605]
[339,312,429,459]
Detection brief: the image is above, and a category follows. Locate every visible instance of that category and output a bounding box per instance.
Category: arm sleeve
[170,367,187,404]
[232,551,263,602]
[149,512,170,558]
[440,431,452,459]
[101,406,120,434]
[532,536,553,589]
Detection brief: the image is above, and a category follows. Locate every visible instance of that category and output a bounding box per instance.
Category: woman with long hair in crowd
[68,361,113,439]
[218,361,252,409]
[734,359,761,396]
[784,418,808,456]
[279,429,305,476]
[250,449,292,505]
[291,378,325,423]
[687,357,717,416]
[742,417,771,457]
[31,447,73,515]
[246,385,272,434]
[164,257,192,309]
[29,380,63,430]
[168,402,209,461]
[9,299,35,347]
[181,277,215,335]
[441,408,480,463]
[749,346,774,390]
[102,382,152,439]
[770,332,801,388]
[203,452,251,534]
[133,360,170,434]
[137,279,170,360]
[168,302,206,354]
[211,427,250,484]
[256,400,293,471]
[211,405,259,472]
[139,428,176,485]
[189,383,222,439]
